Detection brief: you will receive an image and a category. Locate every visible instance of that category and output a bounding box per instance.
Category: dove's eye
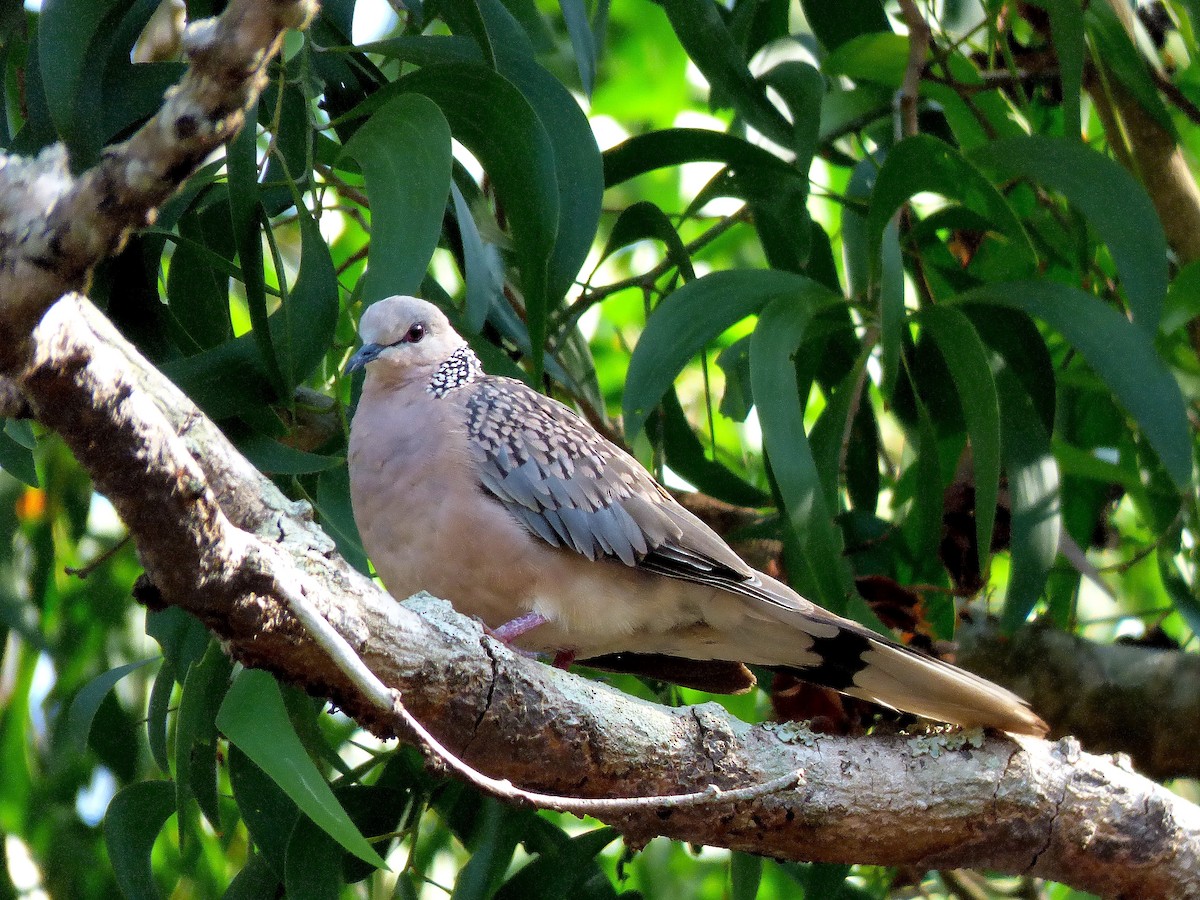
[404,323,426,343]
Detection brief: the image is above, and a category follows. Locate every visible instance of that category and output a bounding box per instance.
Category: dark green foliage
[1,0,1195,897]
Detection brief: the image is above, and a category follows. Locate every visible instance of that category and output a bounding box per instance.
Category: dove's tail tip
[786,633,1049,737]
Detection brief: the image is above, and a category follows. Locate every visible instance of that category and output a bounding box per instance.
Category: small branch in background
[560,206,752,338]
[896,0,931,139]
[65,534,132,580]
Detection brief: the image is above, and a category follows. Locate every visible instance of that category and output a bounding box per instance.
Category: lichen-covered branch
[0,0,316,370]
[13,294,1200,899]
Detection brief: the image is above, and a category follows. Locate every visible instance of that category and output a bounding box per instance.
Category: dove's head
[345,296,468,382]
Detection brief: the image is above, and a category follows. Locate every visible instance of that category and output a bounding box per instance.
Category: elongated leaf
[971,135,1167,333]
[176,641,232,833]
[217,669,387,869]
[341,93,453,303]
[61,657,156,757]
[661,0,790,146]
[395,63,559,375]
[878,216,903,400]
[228,746,299,875]
[276,201,340,389]
[599,200,695,280]
[450,180,501,333]
[494,827,619,900]
[224,854,282,900]
[823,32,910,86]
[0,426,38,487]
[730,852,763,900]
[750,295,854,613]
[923,308,1001,575]
[104,780,176,900]
[451,798,521,900]
[227,105,283,394]
[957,281,1191,490]
[799,0,890,50]
[624,269,837,440]
[284,816,345,900]
[560,0,596,94]
[1038,0,1084,139]
[868,134,1036,280]
[992,357,1061,629]
[604,127,799,189]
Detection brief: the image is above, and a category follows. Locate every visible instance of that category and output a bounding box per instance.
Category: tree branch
[12,293,1200,899]
[0,0,317,370]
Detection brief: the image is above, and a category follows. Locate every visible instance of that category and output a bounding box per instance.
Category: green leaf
[560,0,596,94]
[341,93,453,303]
[1036,0,1085,139]
[60,657,156,757]
[750,294,855,613]
[878,216,904,401]
[604,126,801,187]
[923,307,1001,576]
[823,33,910,87]
[730,852,763,900]
[493,827,620,900]
[235,433,340,475]
[227,104,284,395]
[223,853,282,900]
[284,816,346,900]
[450,797,522,900]
[759,60,823,176]
[315,466,369,575]
[868,135,1036,281]
[146,661,174,774]
[217,669,387,869]
[395,63,559,376]
[176,641,232,833]
[971,135,1167,334]
[624,269,834,440]
[991,357,1061,629]
[957,281,1191,490]
[450,180,502,333]
[0,424,38,487]
[104,780,176,900]
[599,200,695,280]
[799,0,890,51]
[228,745,299,875]
[661,0,790,146]
[276,200,340,390]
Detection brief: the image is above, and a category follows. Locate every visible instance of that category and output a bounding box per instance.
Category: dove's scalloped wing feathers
[347,295,1049,737]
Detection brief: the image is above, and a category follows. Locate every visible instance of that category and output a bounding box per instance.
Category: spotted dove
[346,295,1047,736]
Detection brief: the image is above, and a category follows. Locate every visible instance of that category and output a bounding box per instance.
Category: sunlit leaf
[217,669,387,869]
[971,136,1167,333]
[341,93,453,303]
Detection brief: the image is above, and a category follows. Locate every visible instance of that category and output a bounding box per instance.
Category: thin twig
[897,0,931,139]
[557,206,752,339]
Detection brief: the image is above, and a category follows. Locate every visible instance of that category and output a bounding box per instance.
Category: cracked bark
[9,293,1199,900]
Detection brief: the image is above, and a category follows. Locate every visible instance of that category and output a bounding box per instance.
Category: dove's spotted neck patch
[428,345,483,398]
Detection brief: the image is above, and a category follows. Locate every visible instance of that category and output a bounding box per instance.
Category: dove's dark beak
[345,343,381,374]
[344,343,384,375]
